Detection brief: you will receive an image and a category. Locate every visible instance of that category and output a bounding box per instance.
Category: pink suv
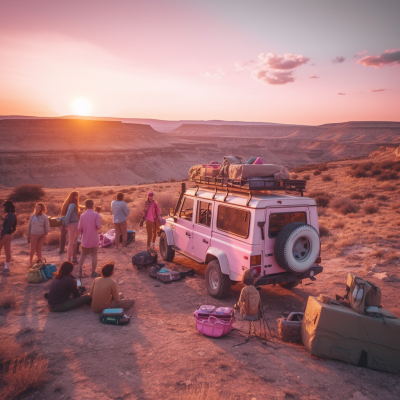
[159,183,322,298]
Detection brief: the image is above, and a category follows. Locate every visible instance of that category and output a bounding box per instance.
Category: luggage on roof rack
[193,176,306,196]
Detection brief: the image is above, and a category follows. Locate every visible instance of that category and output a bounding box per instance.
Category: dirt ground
[1,227,400,400]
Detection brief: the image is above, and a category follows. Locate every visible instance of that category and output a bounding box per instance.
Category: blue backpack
[43,264,57,279]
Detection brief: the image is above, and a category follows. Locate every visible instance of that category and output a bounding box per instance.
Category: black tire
[279,280,301,289]
[275,222,320,273]
[205,259,231,299]
[159,232,175,262]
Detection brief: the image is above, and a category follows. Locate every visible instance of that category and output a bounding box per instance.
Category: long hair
[3,200,15,213]
[55,261,74,279]
[34,202,46,216]
[61,191,79,216]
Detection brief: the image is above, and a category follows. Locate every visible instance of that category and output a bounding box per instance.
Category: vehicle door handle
[203,239,209,244]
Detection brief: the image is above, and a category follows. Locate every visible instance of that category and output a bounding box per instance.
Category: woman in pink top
[139,191,161,250]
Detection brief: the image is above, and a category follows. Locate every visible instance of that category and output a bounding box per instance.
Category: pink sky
[0,0,399,125]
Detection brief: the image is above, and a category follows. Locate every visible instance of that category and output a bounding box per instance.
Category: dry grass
[309,191,330,207]
[322,174,333,182]
[46,230,61,246]
[175,386,231,400]
[1,357,49,400]
[330,197,360,215]
[363,203,379,214]
[319,224,330,237]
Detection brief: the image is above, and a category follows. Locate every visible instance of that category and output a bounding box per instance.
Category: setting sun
[71,97,93,116]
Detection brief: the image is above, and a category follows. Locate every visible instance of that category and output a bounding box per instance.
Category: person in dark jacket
[47,261,91,312]
[1,200,17,274]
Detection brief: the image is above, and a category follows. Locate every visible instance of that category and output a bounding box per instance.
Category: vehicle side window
[217,205,250,238]
[196,201,212,227]
[269,212,306,238]
[179,197,194,221]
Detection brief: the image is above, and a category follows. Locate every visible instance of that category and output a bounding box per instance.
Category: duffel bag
[43,264,57,279]
[132,251,158,270]
[49,216,64,227]
[27,268,42,283]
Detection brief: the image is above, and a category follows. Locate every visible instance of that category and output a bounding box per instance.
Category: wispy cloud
[369,89,385,92]
[236,52,309,85]
[310,74,319,79]
[354,50,368,58]
[332,56,345,64]
[357,49,400,68]
[200,68,225,79]
[337,93,346,95]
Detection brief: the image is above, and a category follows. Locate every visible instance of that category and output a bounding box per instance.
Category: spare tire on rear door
[274,222,320,273]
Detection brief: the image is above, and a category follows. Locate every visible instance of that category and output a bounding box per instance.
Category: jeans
[49,294,92,312]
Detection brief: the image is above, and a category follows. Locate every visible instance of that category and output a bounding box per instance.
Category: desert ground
[1,146,400,399]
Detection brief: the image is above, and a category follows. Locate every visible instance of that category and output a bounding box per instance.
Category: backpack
[346,272,382,314]
[27,261,48,283]
[100,229,116,248]
[132,251,158,270]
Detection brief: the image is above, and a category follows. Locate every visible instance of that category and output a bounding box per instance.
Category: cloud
[357,49,400,68]
[354,50,368,58]
[369,89,385,92]
[236,52,309,85]
[337,93,346,95]
[332,56,345,64]
[200,68,225,79]
[310,74,319,79]
[252,69,295,85]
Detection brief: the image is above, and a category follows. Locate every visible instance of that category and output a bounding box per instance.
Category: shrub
[318,163,329,172]
[292,164,319,173]
[302,174,310,180]
[120,188,129,193]
[380,183,396,191]
[8,185,45,202]
[377,195,389,201]
[350,193,364,200]
[309,191,330,207]
[46,231,61,246]
[363,203,379,214]
[391,202,400,210]
[370,166,382,176]
[107,189,115,195]
[377,160,396,169]
[313,170,321,176]
[393,164,400,172]
[13,223,27,239]
[322,174,333,182]
[377,171,398,181]
[319,225,330,237]
[168,178,177,183]
[1,357,49,399]
[364,191,375,198]
[45,202,61,216]
[87,190,103,197]
[332,220,345,229]
[331,197,360,215]
[370,250,384,258]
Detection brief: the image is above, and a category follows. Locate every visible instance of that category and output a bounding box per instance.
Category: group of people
[0,188,164,314]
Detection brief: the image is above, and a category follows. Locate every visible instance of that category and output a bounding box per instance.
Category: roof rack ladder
[212,186,218,199]
[223,189,229,202]
[246,191,253,206]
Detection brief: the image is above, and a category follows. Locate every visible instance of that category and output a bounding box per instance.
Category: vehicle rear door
[264,207,310,273]
[192,199,213,261]
[173,196,194,252]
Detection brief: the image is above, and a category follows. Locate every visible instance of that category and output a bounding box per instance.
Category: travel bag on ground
[194,305,235,337]
[99,308,130,325]
[132,250,158,269]
[156,268,181,283]
[27,260,53,283]
[48,216,65,227]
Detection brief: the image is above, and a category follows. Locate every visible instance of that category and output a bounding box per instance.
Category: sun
[71,97,93,116]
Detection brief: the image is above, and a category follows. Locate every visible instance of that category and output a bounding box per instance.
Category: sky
[0,0,399,125]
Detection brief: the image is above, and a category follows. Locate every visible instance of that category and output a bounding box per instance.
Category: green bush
[8,185,45,202]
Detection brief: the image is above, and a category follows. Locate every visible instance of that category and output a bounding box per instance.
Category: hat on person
[242,269,255,285]
[2,200,14,208]
[148,190,154,196]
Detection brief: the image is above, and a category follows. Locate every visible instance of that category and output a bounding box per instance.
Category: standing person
[27,202,50,265]
[90,262,134,313]
[111,193,130,251]
[76,199,101,278]
[139,190,161,250]
[47,261,92,312]
[61,191,80,263]
[0,200,17,274]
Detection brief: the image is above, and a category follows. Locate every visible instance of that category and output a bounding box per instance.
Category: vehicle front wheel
[159,232,175,262]
[205,259,231,299]
[278,279,301,289]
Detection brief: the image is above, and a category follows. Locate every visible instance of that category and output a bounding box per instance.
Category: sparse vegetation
[322,174,333,182]
[0,294,17,310]
[309,191,330,207]
[302,174,310,180]
[87,190,103,197]
[313,170,321,176]
[319,224,330,237]
[363,203,379,214]
[350,193,364,200]
[331,197,360,215]
[8,184,45,202]
[46,230,61,246]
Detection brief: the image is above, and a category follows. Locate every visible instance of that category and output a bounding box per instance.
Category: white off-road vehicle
[159,179,322,298]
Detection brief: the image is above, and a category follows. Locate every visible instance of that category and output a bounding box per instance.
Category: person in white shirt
[111,193,130,251]
[27,203,50,265]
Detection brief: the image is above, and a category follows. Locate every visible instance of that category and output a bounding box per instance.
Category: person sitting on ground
[77,199,101,278]
[90,262,134,313]
[1,200,17,274]
[111,193,130,251]
[139,190,161,250]
[47,261,92,312]
[235,270,261,318]
[27,202,50,265]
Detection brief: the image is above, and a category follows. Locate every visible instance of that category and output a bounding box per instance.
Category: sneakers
[91,271,101,278]
[1,268,10,274]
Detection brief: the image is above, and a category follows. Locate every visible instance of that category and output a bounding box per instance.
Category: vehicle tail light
[250,255,261,266]
[251,266,261,275]
[315,257,321,264]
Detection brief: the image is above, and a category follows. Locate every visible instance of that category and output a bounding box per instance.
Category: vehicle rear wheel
[205,259,231,299]
[279,280,301,289]
[275,222,320,273]
[159,232,175,262]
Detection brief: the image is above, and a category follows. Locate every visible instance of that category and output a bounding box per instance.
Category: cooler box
[302,296,400,374]
[194,305,235,337]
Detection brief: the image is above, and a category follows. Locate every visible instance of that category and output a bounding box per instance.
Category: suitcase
[156,268,181,283]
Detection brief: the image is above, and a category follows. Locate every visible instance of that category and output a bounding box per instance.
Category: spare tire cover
[274,222,320,273]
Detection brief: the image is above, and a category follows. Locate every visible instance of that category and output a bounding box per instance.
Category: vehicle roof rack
[193,176,306,197]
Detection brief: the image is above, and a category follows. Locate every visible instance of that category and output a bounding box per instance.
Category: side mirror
[169,208,174,217]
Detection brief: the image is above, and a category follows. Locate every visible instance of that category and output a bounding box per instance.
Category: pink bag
[194,305,235,337]
[100,229,116,248]
[253,157,263,164]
